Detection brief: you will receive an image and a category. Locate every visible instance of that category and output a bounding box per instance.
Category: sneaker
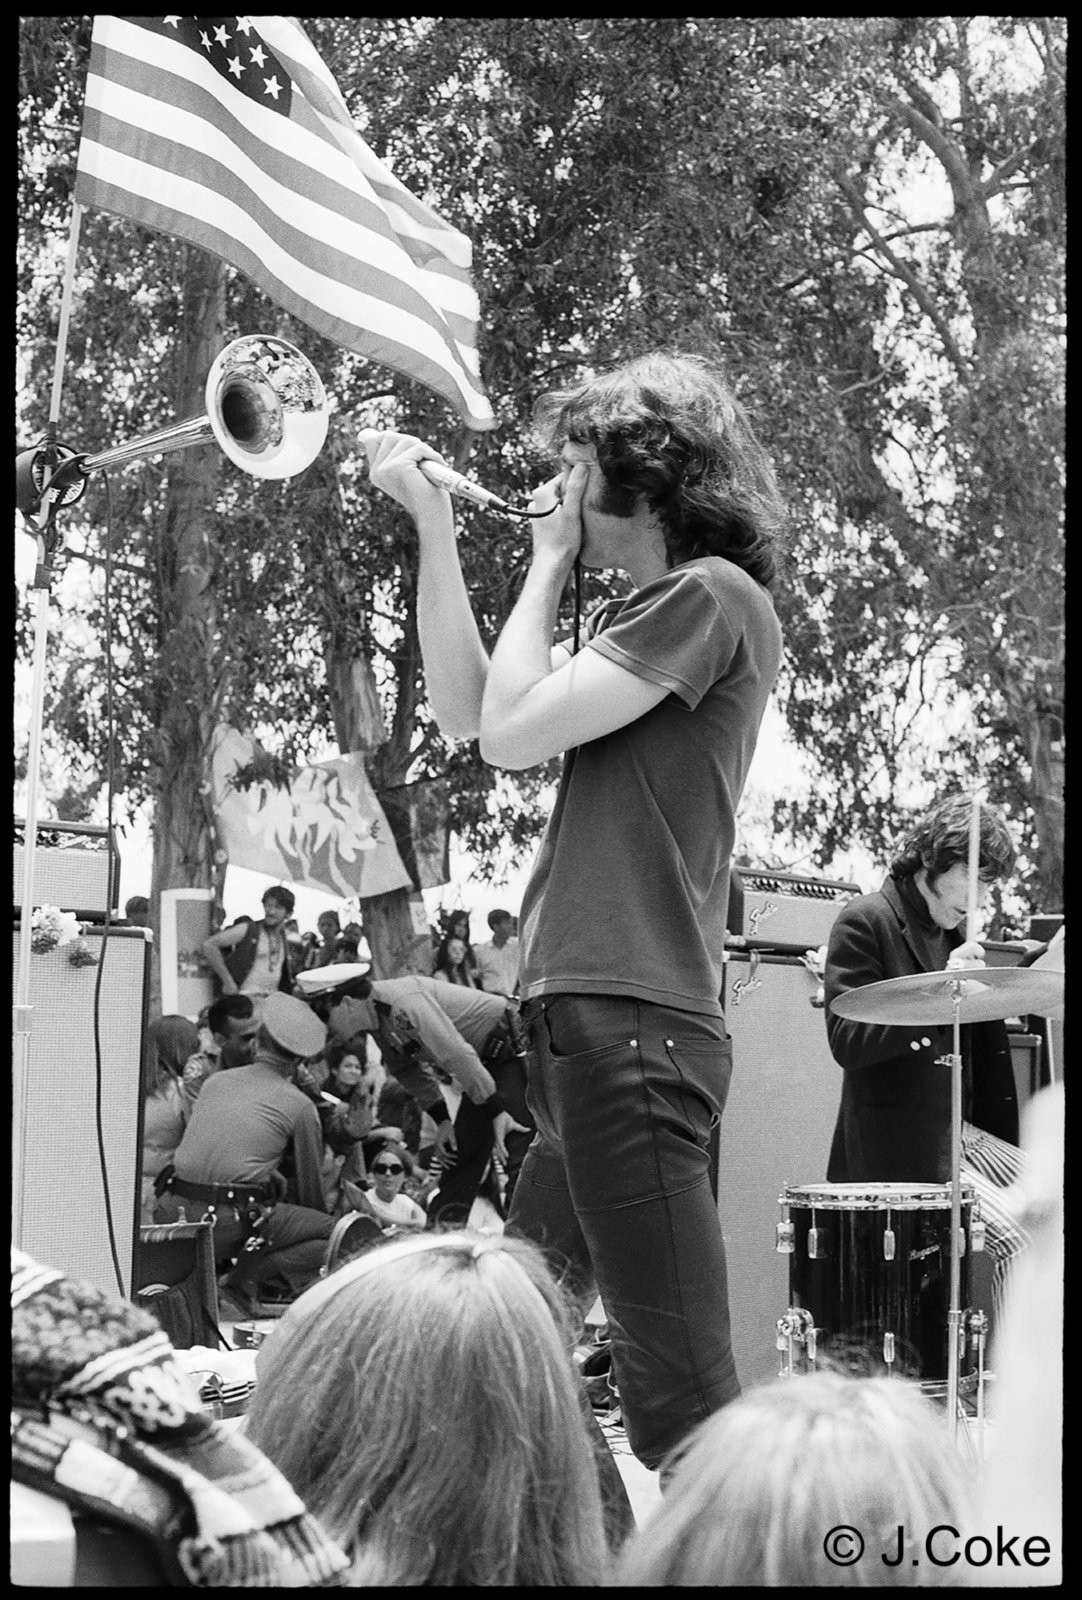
[321,1211,384,1278]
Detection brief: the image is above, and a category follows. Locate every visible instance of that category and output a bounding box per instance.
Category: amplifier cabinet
[717,949,844,1389]
[13,817,119,921]
[727,867,861,953]
[12,924,149,1299]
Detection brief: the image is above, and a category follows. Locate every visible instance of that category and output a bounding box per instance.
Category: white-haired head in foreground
[612,1369,974,1587]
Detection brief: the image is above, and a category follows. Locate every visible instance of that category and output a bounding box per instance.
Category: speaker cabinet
[718,950,843,1389]
[13,819,119,921]
[12,925,149,1298]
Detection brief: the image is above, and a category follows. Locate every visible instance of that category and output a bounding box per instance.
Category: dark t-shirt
[519,556,783,1017]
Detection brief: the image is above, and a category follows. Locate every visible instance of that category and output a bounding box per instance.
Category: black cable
[90,467,127,1298]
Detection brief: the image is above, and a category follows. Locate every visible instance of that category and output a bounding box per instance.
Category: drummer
[823,793,1028,1306]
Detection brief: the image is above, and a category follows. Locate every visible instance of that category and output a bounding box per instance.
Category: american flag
[75,16,495,430]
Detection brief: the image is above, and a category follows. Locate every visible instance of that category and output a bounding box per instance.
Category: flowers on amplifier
[30,905,82,954]
[30,905,98,966]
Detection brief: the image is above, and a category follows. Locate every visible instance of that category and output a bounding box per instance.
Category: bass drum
[778,1182,978,1387]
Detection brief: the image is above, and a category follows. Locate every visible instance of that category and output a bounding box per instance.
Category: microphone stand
[13,502,66,1246]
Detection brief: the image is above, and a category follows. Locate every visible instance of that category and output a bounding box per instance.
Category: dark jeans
[427,1050,536,1228]
[507,994,740,1471]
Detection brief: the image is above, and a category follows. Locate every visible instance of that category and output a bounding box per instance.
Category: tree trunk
[147,252,226,1013]
[326,637,432,978]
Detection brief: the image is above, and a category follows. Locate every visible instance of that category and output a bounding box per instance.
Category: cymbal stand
[935,978,965,1444]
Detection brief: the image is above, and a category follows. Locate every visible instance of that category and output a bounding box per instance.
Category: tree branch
[836,171,969,378]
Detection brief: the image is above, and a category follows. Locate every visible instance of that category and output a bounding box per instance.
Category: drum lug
[776,1307,817,1375]
[807,1225,822,1259]
[970,1213,986,1253]
[883,1225,896,1261]
[776,1219,795,1253]
[884,1331,895,1365]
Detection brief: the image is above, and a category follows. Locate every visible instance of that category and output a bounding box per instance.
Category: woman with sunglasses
[363,1144,427,1231]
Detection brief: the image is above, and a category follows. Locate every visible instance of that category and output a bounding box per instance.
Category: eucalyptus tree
[18,16,1064,984]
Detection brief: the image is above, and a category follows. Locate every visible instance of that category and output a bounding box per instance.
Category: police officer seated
[154,992,375,1317]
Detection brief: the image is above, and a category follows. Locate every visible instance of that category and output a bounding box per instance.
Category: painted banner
[210,726,411,899]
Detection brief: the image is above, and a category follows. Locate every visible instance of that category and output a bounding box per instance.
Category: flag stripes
[75,16,494,429]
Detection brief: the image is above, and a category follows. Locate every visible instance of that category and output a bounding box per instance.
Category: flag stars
[163,15,181,26]
[249,43,267,68]
[235,16,254,34]
[263,75,283,100]
[199,30,213,51]
[227,54,244,79]
[214,24,232,48]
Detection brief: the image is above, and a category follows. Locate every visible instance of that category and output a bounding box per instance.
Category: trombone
[17,334,329,517]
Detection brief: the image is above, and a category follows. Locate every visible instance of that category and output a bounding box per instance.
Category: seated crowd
[141,895,524,1316]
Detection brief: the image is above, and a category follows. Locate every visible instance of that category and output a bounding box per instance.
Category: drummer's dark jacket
[824,874,1019,1183]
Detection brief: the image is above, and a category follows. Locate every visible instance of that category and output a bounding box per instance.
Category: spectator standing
[475,909,521,996]
[303,910,342,970]
[433,933,482,987]
[124,894,150,928]
[200,886,295,1007]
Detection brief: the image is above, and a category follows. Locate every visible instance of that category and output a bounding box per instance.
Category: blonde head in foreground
[245,1230,608,1587]
[613,1370,974,1587]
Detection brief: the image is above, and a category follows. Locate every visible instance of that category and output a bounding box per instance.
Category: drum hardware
[776,1307,817,1375]
[776,1182,979,1398]
[830,962,1063,1442]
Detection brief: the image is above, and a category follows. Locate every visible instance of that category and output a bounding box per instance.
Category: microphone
[415,457,510,510]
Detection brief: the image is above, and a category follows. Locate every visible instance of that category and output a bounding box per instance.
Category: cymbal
[1028,939,1065,1020]
[830,966,1066,1025]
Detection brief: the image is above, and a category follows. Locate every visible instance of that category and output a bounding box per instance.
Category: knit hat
[260,991,327,1058]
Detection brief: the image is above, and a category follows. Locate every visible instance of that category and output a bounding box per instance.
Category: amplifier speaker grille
[13,819,118,920]
[718,951,844,1388]
[12,925,148,1298]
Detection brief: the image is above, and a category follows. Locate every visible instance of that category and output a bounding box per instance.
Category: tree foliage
[17,16,1064,951]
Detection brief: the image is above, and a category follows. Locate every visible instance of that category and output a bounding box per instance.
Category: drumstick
[966,793,981,941]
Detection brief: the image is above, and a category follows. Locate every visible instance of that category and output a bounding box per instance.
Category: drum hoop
[780,1183,975,1211]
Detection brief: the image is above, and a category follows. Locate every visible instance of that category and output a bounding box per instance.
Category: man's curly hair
[890,793,1016,884]
[533,352,787,591]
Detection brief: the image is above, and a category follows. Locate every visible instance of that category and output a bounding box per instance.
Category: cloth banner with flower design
[209,726,410,899]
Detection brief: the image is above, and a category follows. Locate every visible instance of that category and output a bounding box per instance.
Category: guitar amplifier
[13,818,119,921]
[726,866,861,953]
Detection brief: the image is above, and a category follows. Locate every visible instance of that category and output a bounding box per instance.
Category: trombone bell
[74,334,329,482]
[206,334,328,479]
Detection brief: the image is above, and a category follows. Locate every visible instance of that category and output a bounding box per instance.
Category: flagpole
[14,197,85,1248]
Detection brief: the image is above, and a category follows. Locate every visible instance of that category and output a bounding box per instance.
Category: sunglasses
[372,1163,404,1176]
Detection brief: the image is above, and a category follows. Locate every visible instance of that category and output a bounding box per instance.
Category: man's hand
[947,940,987,970]
[527,461,588,569]
[359,428,454,526]
[493,1110,531,1166]
[434,1121,458,1165]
